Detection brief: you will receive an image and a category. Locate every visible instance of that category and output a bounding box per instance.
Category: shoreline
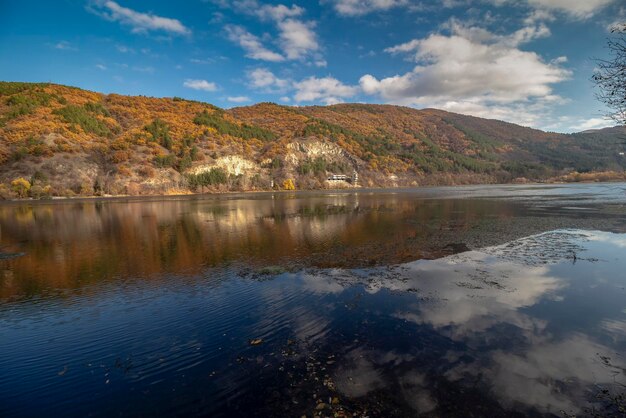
[1,180,625,206]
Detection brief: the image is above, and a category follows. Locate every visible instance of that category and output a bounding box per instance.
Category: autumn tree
[282,179,296,190]
[593,23,626,124]
[11,177,31,198]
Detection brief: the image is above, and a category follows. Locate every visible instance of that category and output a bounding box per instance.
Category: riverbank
[0,181,626,212]
[2,178,626,205]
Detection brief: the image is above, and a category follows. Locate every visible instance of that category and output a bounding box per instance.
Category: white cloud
[551,56,567,64]
[327,0,617,19]
[571,117,615,131]
[526,0,615,19]
[523,8,555,24]
[209,11,224,24]
[425,100,564,128]
[276,18,319,60]
[221,1,320,63]
[255,3,305,21]
[484,0,616,19]
[325,0,409,16]
[360,22,570,127]
[190,58,214,64]
[183,79,219,92]
[227,96,251,103]
[53,41,77,51]
[224,0,304,21]
[327,0,617,20]
[116,44,134,53]
[95,64,107,70]
[247,68,290,92]
[247,68,358,105]
[367,35,567,103]
[293,76,359,105]
[424,18,551,48]
[224,25,285,62]
[314,58,328,67]
[91,0,191,35]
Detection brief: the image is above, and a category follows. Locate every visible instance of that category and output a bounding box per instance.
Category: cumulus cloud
[365,36,567,103]
[227,96,251,103]
[360,21,570,126]
[90,1,191,35]
[293,76,359,105]
[523,8,556,24]
[247,68,290,92]
[183,79,218,92]
[246,68,358,105]
[276,18,319,60]
[224,25,285,62]
[325,0,409,16]
[254,3,305,21]
[220,1,320,63]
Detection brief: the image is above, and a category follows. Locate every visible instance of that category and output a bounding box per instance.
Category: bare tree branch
[593,23,626,125]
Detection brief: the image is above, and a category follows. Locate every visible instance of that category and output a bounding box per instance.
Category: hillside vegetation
[0,81,625,199]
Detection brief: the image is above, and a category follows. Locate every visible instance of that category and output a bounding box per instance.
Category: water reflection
[296,230,626,416]
[1,187,626,417]
[1,189,626,301]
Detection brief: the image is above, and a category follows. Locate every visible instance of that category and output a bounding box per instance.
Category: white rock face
[189,156,260,176]
[286,140,345,166]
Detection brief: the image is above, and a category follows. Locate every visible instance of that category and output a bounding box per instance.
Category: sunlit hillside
[1,81,625,199]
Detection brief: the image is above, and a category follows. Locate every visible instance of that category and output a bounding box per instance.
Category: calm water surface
[1,184,625,417]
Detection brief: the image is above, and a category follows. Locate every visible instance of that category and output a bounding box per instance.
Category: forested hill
[0,81,624,198]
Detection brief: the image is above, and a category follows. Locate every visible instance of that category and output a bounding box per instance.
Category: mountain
[0,81,625,199]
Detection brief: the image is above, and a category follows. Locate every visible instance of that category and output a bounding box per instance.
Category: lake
[1,183,625,417]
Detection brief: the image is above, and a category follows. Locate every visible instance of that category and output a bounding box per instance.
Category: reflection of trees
[1,194,623,301]
[0,196,519,299]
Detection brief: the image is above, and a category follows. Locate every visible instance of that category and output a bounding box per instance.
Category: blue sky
[0,0,624,132]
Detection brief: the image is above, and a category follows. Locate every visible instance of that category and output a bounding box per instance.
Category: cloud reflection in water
[297,230,626,415]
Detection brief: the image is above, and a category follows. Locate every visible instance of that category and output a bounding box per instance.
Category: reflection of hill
[1,192,625,300]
